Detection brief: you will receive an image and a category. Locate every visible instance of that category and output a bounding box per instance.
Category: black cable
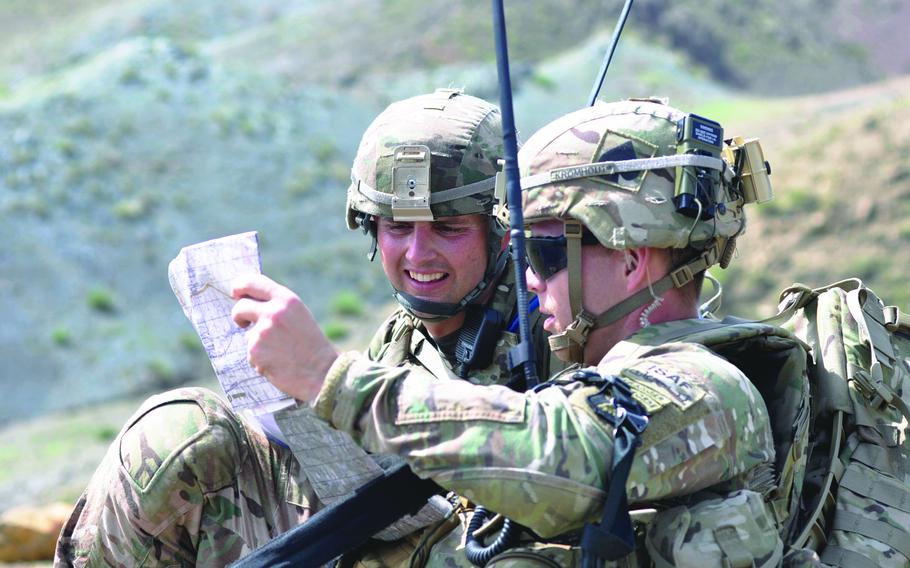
[464,507,521,567]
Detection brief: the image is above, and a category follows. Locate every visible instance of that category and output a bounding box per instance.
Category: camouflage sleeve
[315,342,775,539]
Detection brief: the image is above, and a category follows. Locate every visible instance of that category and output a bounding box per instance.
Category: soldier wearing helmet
[55,90,563,567]
[342,89,560,382]
[346,89,507,325]
[244,99,809,566]
[519,97,747,365]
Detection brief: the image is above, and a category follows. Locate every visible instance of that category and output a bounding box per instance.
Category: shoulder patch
[622,361,705,411]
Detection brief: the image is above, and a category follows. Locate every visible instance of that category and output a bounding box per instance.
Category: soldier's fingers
[231,297,263,328]
[231,273,284,301]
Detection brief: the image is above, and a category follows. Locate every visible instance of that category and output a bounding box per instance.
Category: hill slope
[711,77,910,318]
[1,38,385,423]
[2,0,910,522]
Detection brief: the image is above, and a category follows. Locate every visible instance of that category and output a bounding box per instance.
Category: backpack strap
[819,545,883,568]
[790,408,846,550]
[844,287,910,423]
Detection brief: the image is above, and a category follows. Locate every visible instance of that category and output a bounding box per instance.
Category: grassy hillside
[1,38,386,423]
[708,77,910,318]
[2,3,910,553]
[1,0,907,426]
[0,1,748,425]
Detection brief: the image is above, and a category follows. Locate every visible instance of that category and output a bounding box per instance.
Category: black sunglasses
[524,230,600,280]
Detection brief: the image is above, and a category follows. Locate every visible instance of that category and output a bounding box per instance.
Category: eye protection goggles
[524,230,600,280]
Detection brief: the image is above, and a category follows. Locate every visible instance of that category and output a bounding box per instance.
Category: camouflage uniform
[54,284,556,567]
[55,90,563,567]
[317,323,779,566]
[55,387,311,567]
[309,99,794,566]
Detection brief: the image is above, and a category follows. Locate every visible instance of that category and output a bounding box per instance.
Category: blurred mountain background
[2,0,909,535]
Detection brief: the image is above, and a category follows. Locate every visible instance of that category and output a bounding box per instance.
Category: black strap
[229,461,442,568]
[577,370,649,566]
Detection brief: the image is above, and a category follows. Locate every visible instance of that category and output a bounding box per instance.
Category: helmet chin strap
[394,245,509,322]
[547,220,721,364]
[547,220,594,363]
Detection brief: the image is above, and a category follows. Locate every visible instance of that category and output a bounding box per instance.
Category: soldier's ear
[623,247,661,292]
[623,249,640,276]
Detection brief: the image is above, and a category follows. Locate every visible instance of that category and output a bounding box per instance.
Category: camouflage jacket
[315,318,780,546]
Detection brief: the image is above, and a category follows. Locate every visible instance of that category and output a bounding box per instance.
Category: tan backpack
[770,279,910,567]
[638,279,910,567]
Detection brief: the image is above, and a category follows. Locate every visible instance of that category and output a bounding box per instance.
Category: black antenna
[461,4,537,564]
[492,0,538,388]
[587,0,634,106]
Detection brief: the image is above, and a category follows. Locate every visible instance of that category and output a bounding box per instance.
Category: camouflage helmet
[519,99,772,361]
[346,89,509,320]
[346,88,504,229]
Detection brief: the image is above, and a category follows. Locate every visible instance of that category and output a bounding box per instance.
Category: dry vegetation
[713,77,910,317]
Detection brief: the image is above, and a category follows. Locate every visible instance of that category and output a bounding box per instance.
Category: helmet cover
[519,99,746,251]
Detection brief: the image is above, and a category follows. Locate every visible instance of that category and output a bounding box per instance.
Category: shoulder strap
[844,287,910,422]
[368,310,419,367]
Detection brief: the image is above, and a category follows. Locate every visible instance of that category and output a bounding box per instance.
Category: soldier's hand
[231,274,338,402]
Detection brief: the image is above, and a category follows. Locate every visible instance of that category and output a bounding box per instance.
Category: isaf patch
[622,362,705,411]
[625,381,673,414]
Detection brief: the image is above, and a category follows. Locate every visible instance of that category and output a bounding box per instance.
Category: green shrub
[762,187,821,216]
[862,114,882,132]
[87,287,117,313]
[323,321,349,341]
[51,325,73,347]
[530,71,556,91]
[148,359,176,384]
[179,332,202,352]
[331,290,364,317]
[310,139,338,162]
[783,188,820,213]
[54,137,78,158]
[285,167,316,197]
[847,255,890,282]
[93,425,118,442]
[113,196,152,220]
[897,220,910,240]
[119,65,144,85]
[328,160,351,185]
[891,165,910,184]
[63,116,96,137]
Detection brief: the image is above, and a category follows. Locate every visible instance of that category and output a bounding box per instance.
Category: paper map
[168,232,451,541]
[168,231,292,412]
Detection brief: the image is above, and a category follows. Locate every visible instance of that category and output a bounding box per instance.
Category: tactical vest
[473,279,910,568]
[606,279,910,567]
[598,313,811,568]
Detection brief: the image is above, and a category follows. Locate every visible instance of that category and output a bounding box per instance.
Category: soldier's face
[527,220,628,360]
[376,213,489,315]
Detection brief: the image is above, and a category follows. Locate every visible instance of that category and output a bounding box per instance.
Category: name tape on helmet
[520,154,726,191]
